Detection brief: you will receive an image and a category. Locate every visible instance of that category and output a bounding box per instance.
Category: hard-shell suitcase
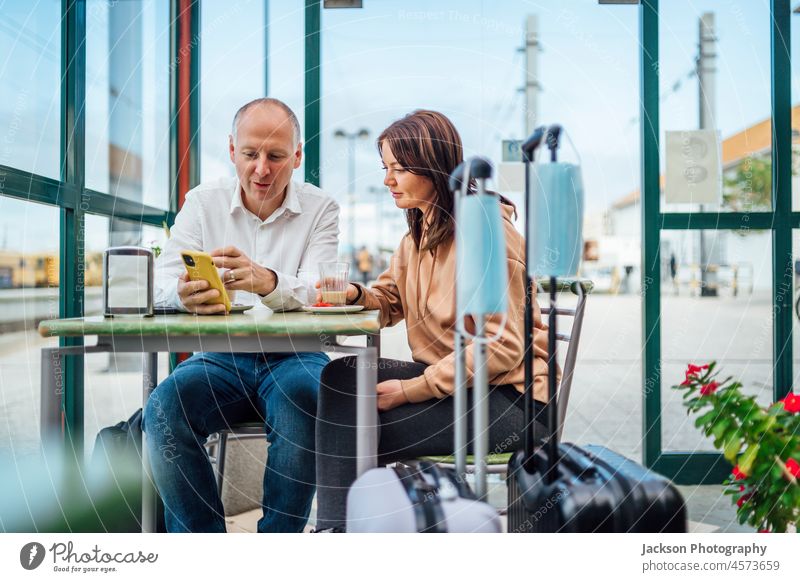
[506,125,687,533]
[507,444,687,533]
[346,158,503,533]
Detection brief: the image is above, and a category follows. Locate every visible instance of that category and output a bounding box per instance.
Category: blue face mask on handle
[449,156,509,343]
[527,128,584,278]
[456,192,509,317]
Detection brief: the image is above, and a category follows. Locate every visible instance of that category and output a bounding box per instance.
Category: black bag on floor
[506,126,687,533]
[91,408,165,532]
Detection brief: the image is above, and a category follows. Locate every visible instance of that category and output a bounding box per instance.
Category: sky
[0,0,793,252]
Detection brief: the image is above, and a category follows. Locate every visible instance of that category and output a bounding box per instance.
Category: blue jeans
[142,351,329,533]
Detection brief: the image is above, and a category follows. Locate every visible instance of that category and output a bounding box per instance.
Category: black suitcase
[507,444,687,533]
[507,125,687,533]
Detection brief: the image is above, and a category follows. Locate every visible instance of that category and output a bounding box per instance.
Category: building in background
[586,105,800,295]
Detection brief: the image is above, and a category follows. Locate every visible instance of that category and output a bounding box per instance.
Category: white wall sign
[665,130,721,204]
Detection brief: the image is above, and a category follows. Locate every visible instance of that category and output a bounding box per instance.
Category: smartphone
[180,250,232,312]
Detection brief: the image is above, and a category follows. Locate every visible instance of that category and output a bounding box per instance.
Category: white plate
[301,305,365,314]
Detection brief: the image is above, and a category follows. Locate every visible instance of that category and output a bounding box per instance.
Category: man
[143,98,339,532]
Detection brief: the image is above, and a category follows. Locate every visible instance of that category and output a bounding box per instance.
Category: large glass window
[0,198,59,458]
[791,230,800,386]
[85,0,170,209]
[660,229,773,453]
[83,214,168,457]
[319,1,638,259]
[0,1,61,179]
[659,2,771,214]
[790,9,800,212]
[200,0,267,182]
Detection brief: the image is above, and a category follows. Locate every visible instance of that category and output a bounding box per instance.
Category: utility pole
[524,15,541,136]
[697,12,717,297]
[333,128,370,259]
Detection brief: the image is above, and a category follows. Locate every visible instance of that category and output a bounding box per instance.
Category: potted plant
[672,362,799,532]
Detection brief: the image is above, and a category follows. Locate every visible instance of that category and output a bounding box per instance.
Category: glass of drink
[318,262,350,306]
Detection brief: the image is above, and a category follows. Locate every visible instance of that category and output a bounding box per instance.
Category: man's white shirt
[155,176,340,312]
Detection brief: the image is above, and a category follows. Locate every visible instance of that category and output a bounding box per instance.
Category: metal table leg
[355,345,378,477]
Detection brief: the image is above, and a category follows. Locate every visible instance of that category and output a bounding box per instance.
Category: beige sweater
[355,202,554,404]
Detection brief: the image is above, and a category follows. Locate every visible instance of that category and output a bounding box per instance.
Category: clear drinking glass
[318,262,350,306]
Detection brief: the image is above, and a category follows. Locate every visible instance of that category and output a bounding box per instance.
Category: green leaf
[757,416,778,433]
[711,418,731,440]
[754,502,770,525]
[738,444,760,476]
[724,434,744,462]
[695,410,719,428]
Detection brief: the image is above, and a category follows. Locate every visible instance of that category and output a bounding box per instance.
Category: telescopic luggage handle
[449,156,507,500]
[520,124,572,480]
[449,157,493,192]
[521,125,547,163]
[521,126,547,469]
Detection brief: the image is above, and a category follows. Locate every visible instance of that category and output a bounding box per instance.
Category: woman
[314,110,553,531]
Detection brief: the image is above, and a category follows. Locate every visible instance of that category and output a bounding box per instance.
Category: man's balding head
[231,98,302,147]
[228,98,303,221]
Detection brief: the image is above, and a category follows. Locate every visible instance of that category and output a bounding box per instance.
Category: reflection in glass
[83,215,169,458]
[660,230,773,453]
[0,2,60,179]
[0,197,59,457]
[85,0,169,209]
[200,0,266,182]
[791,231,800,384]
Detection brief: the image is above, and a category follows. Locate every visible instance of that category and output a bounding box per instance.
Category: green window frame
[639,0,794,484]
[0,0,203,459]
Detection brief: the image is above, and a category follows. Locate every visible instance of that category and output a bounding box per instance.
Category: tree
[723,156,772,212]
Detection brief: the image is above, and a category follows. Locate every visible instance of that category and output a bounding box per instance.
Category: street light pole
[333,128,370,259]
[368,186,385,251]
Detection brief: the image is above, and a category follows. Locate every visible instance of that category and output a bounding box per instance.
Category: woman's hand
[313,281,361,304]
[376,379,408,411]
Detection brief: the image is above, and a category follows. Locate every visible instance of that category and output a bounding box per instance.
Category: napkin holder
[103,246,154,317]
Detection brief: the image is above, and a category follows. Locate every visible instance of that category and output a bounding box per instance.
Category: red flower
[785,458,800,478]
[731,466,747,480]
[737,493,752,508]
[758,529,771,533]
[682,364,710,386]
[779,393,800,414]
[687,364,709,375]
[700,381,719,396]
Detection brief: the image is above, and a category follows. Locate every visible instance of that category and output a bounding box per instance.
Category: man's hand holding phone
[179,250,232,314]
[177,272,228,314]
[211,246,277,297]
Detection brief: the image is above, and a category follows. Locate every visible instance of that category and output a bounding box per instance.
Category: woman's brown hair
[377,110,462,252]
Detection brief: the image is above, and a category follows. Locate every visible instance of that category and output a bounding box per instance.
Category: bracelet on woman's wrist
[349,283,363,305]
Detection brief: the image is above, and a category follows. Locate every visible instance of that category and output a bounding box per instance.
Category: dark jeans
[315,356,550,531]
[142,351,329,533]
